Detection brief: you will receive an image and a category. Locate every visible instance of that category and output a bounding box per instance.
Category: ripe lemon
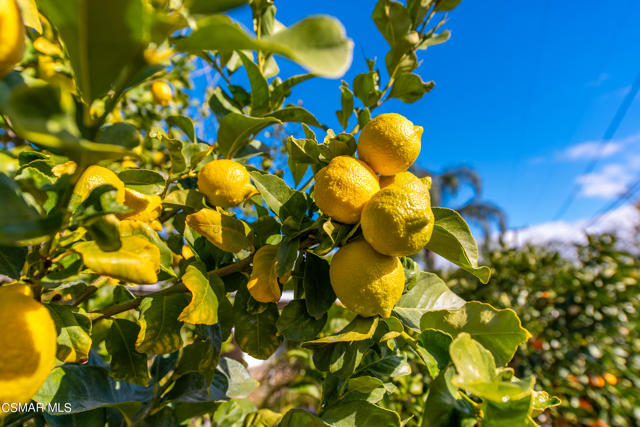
[0,0,25,77]
[197,159,258,208]
[118,188,163,230]
[151,80,172,106]
[0,287,56,406]
[74,165,126,204]
[314,156,380,224]
[380,171,431,193]
[329,240,405,318]
[357,113,423,176]
[361,186,434,256]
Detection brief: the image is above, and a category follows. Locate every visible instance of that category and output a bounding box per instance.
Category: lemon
[74,165,126,204]
[151,80,172,106]
[361,185,434,256]
[313,156,380,224]
[118,188,163,231]
[0,287,56,407]
[0,0,25,77]
[197,159,258,208]
[329,240,405,318]
[380,171,431,193]
[357,113,423,176]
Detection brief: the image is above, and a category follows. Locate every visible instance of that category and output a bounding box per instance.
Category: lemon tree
[0,0,558,425]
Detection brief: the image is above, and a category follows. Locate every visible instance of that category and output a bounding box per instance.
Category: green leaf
[304,316,378,346]
[336,80,354,129]
[163,189,205,210]
[37,0,150,101]
[420,302,531,366]
[421,367,474,427]
[167,115,196,142]
[425,208,491,283]
[321,400,401,427]
[303,253,336,318]
[34,365,146,421]
[237,51,270,116]
[353,71,382,108]
[244,409,282,427]
[175,15,353,78]
[276,239,298,277]
[46,304,92,364]
[96,122,142,149]
[359,352,411,377]
[415,329,452,379]
[136,294,189,354]
[450,333,535,404]
[249,171,305,220]
[166,137,188,174]
[217,113,281,158]
[417,30,451,49]
[279,409,331,427]
[187,0,247,14]
[233,289,282,360]
[105,319,151,386]
[118,169,166,195]
[176,324,222,383]
[392,271,465,331]
[372,0,412,46]
[267,105,322,128]
[179,262,219,325]
[482,395,535,427]
[0,245,27,278]
[435,0,463,11]
[276,299,327,342]
[217,357,258,398]
[389,73,435,103]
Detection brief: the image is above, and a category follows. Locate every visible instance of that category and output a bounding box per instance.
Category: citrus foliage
[453,233,640,426]
[0,0,558,425]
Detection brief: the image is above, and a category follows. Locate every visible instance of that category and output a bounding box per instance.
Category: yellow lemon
[0,0,25,77]
[118,188,163,231]
[0,288,56,407]
[151,80,173,106]
[361,185,434,256]
[74,165,126,204]
[380,171,431,193]
[313,156,380,224]
[329,240,405,318]
[357,113,423,176]
[197,159,258,208]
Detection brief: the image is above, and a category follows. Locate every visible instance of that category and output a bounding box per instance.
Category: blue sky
[217,0,640,230]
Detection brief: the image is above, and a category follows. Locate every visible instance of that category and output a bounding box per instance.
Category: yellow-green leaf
[247,245,281,303]
[16,0,42,32]
[46,304,92,363]
[136,294,188,355]
[179,263,219,325]
[74,236,161,284]
[186,208,252,253]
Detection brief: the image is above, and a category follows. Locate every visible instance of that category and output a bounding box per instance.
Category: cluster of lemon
[314,113,434,318]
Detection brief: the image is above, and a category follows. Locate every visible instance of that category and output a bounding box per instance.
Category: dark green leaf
[276,299,327,341]
[415,329,452,379]
[425,208,491,283]
[187,0,247,14]
[46,304,92,364]
[238,51,270,116]
[233,289,282,359]
[336,80,354,129]
[0,245,27,278]
[267,105,321,127]
[176,324,222,383]
[96,122,142,149]
[136,294,189,354]
[303,253,336,318]
[353,71,382,108]
[435,0,463,11]
[372,0,412,45]
[105,319,151,386]
[168,115,196,142]
[280,409,331,427]
[421,367,474,427]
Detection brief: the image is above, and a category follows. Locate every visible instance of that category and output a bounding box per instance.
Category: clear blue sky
[218,0,640,229]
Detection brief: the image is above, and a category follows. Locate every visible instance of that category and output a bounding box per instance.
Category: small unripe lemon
[329,240,405,318]
[74,165,126,204]
[357,113,422,176]
[313,156,379,224]
[151,80,173,106]
[361,185,434,256]
[197,159,258,208]
[0,0,25,77]
[0,288,56,406]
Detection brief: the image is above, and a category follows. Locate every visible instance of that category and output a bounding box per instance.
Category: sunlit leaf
[247,245,281,303]
[179,262,219,325]
[186,208,252,254]
[46,304,92,364]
